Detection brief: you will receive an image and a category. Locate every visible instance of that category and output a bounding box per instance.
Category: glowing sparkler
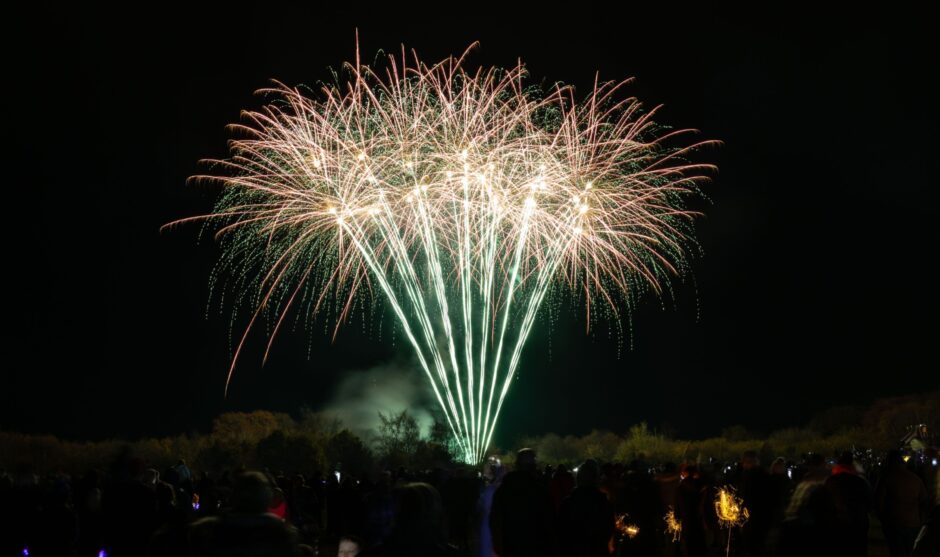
[615,514,640,540]
[168,43,715,463]
[715,486,749,557]
[664,506,682,542]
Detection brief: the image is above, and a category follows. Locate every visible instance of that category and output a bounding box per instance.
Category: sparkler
[168,42,715,463]
[615,513,640,540]
[715,486,749,557]
[664,506,682,542]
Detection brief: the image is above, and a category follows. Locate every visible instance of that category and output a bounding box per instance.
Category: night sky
[7,6,937,446]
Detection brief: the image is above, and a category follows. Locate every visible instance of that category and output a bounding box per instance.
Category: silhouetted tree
[327,429,373,475]
[376,410,421,467]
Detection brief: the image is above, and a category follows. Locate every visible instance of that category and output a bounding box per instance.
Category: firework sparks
[715,486,749,556]
[615,514,640,540]
[715,486,749,528]
[664,506,682,542]
[167,42,715,463]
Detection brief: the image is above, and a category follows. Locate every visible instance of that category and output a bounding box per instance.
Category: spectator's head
[770,457,787,476]
[127,457,147,481]
[230,471,275,514]
[515,448,537,473]
[837,451,854,468]
[337,535,362,557]
[576,459,600,488]
[391,482,445,540]
[805,452,826,471]
[50,477,71,506]
[483,456,504,482]
[156,481,176,509]
[163,466,180,486]
[885,449,904,471]
[742,450,760,470]
[14,469,37,488]
[268,487,289,518]
[143,468,160,485]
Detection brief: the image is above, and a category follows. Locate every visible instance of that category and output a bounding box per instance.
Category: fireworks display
[170,43,714,463]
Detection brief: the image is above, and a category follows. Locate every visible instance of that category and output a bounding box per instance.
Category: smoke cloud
[320,362,437,441]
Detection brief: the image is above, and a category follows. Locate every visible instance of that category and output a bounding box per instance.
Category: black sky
[5,6,938,446]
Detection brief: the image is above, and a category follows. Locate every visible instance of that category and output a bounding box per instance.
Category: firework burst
[167,42,716,463]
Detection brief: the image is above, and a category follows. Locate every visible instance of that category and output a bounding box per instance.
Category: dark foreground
[1,448,937,557]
